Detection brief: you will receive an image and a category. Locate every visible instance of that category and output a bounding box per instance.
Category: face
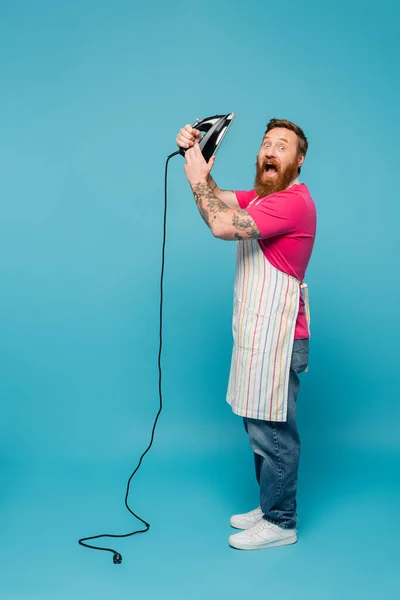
[254,127,304,197]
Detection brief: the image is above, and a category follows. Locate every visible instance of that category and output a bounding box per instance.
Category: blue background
[1,0,399,597]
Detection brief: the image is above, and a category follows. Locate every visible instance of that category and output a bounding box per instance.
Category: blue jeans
[243,338,309,529]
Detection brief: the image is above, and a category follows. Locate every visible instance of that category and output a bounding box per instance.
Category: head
[254,118,308,197]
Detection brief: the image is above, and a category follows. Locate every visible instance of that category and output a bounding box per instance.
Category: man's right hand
[176,123,240,210]
[176,125,202,150]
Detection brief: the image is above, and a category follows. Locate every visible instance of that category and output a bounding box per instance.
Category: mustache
[262,158,280,170]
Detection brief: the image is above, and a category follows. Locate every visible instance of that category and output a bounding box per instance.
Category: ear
[298,154,305,169]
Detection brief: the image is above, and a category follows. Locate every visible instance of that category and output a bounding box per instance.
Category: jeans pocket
[290,339,309,374]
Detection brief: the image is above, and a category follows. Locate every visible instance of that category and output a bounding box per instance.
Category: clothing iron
[179,113,236,162]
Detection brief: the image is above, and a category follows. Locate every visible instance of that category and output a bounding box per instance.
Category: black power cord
[78,149,181,564]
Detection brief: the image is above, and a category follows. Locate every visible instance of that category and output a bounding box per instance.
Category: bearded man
[176,118,317,550]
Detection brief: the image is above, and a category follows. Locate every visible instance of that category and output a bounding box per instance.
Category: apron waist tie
[300,282,311,373]
[300,282,311,334]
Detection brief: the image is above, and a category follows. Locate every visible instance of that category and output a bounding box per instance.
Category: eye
[264,143,270,148]
[279,145,286,151]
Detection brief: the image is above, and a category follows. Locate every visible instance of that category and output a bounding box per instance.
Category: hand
[184,142,216,186]
[176,124,202,149]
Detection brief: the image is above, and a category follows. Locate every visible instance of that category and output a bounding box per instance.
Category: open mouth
[264,162,279,176]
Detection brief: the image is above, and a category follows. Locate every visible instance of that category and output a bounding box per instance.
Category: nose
[264,146,276,158]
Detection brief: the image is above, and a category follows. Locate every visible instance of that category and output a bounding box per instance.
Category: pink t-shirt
[235,183,316,339]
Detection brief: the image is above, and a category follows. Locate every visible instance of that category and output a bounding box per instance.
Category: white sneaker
[230,507,264,530]
[229,520,297,550]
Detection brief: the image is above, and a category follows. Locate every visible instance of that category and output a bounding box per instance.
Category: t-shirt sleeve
[245,190,307,239]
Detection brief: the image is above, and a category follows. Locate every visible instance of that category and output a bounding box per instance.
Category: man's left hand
[184,143,216,187]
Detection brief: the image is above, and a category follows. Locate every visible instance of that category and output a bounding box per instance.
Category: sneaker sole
[229,534,297,551]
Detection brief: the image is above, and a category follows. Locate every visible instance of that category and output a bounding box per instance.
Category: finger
[177,138,189,148]
[184,125,202,142]
[194,144,207,164]
[181,128,194,141]
[192,128,202,141]
[185,147,193,165]
[183,125,196,145]
[184,124,197,136]
[177,133,192,148]
[178,131,195,148]
[192,142,203,159]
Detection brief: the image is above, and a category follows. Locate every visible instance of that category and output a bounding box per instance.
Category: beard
[254,156,300,197]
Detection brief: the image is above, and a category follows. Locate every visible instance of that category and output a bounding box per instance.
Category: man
[176,119,316,550]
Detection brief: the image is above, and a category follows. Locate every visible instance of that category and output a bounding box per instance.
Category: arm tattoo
[206,174,218,193]
[191,181,230,228]
[232,210,262,239]
[191,181,262,240]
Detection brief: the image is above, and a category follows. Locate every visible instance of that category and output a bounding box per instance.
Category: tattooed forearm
[191,181,230,228]
[207,174,218,193]
[190,181,263,240]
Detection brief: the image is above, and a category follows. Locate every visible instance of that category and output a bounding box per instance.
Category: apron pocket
[233,297,272,353]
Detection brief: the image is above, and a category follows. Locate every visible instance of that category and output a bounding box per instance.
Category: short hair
[264,118,308,173]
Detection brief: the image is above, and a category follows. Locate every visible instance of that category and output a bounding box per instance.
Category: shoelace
[246,520,273,535]
[247,507,262,516]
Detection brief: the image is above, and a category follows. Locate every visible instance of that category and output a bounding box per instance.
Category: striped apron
[226,209,311,422]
